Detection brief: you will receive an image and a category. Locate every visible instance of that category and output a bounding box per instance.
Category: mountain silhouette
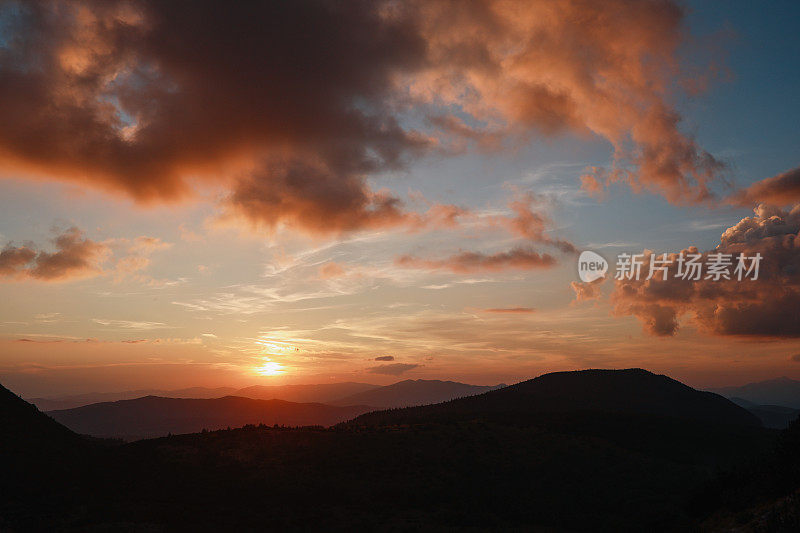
[27,386,240,411]
[1,382,80,453]
[234,382,378,403]
[0,372,783,531]
[350,369,761,427]
[730,397,800,429]
[712,377,800,409]
[48,396,373,439]
[330,379,505,408]
[29,383,379,410]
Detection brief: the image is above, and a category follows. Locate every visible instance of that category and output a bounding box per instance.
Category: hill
[330,379,505,408]
[28,386,239,411]
[234,382,378,403]
[0,371,786,531]
[730,397,800,429]
[48,396,373,439]
[1,382,81,454]
[348,368,761,428]
[712,377,800,409]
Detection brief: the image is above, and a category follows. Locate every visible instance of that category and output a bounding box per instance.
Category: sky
[0,0,799,397]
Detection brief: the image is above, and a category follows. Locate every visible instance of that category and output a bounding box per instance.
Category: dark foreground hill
[48,396,373,439]
[349,368,761,428]
[2,370,796,531]
[0,383,79,449]
[330,378,505,408]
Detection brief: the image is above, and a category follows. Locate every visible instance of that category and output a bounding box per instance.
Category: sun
[255,359,285,376]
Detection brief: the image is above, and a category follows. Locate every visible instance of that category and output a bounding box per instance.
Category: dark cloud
[0,0,724,236]
[609,204,800,337]
[366,363,419,375]
[0,227,165,283]
[0,227,108,281]
[374,355,395,361]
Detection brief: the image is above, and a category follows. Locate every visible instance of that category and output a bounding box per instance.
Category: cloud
[318,262,346,280]
[570,278,606,302]
[366,363,420,375]
[481,307,535,314]
[374,355,395,361]
[0,0,723,237]
[0,227,169,283]
[92,319,169,330]
[609,204,800,338]
[394,189,574,273]
[729,166,800,207]
[0,227,108,281]
[396,247,556,274]
[791,354,800,363]
[489,191,576,253]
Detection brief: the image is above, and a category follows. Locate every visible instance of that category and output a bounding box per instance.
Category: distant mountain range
[711,377,800,409]
[2,369,790,531]
[29,378,504,416]
[47,396,373,440]
[330,379,505,408]
[729,397,800,429]
[28,386,241,411]
[236,382,378,403]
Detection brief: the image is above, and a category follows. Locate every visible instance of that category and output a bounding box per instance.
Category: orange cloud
[481,307,535,314]
[0,0,723,237]
[319,262,346,280]
[570,278,606,302]
[396,247,556,274]
[728,166,800,207]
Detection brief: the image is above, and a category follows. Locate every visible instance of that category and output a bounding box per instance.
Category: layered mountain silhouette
[29,382,379,411]
[330,379,505,408]
[235,382,377,403]
[730,397,800,429]
[48,396,372,439]
[28,386,241,411]
[350,368,761,427]
[712,377,800,409]
[1,369,791,531]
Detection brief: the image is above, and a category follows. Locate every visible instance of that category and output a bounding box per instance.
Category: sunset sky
[1,0,799,397]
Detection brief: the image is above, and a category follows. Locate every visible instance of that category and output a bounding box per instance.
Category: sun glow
[255,359,285,376]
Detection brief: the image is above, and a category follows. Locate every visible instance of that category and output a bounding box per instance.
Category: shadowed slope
[349,369,761,427]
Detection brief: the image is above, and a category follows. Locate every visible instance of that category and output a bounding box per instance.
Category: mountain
[730,397,800,429]
[711,377,800,409]
[330,379,505,408]
[28,386,239,411]
[1,371,781,532]
[47,396,373,439]
[1,382,81,454]
[234,382,378,403]
[349,369,761,428]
